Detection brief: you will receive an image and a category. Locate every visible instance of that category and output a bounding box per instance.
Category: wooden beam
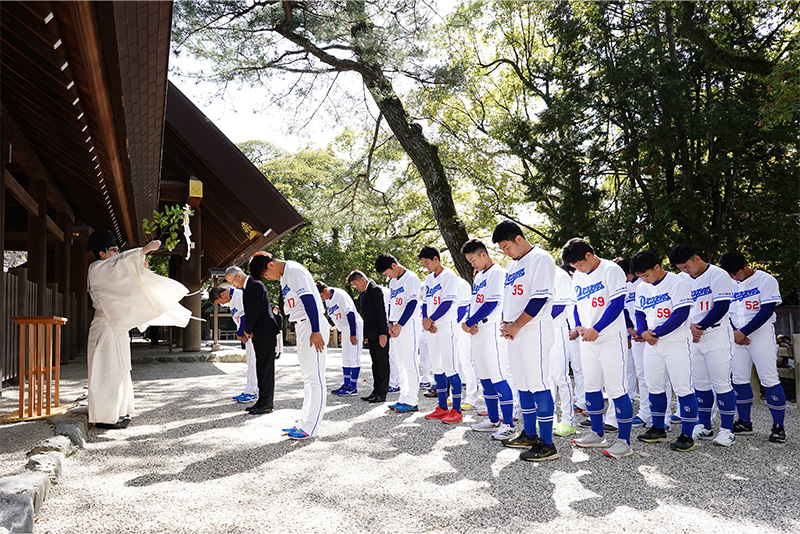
[0,103,74,221]
[28,179,48,314]
[46,218,64,242]
[5,169,63,241]
[62,2,136,244]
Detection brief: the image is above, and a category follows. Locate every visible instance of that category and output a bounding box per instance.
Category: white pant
[691,325,733,393]
[296,321,328,437]
[579,329,627,398]
[507,320,553,393]
[471,321,508,383]
[456,324,479,405]
[244,339,258,395]
[418,333,432,384]
[643,334,693,397]
[392,319,421,406]
[569,336,585,409]
[426,320,459,376]
[550,325,575,426]
[629,339,650,421]
[732,323,780,388]
[340,323,364,368]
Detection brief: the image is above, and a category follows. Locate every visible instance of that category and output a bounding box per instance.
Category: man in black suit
[226,258,280,414]
[348,270,390,403]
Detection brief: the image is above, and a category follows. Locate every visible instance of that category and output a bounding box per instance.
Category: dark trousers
[367,336,390,396]
[252,337,277,409]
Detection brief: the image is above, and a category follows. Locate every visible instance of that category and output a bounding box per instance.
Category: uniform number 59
[656,308,671,318]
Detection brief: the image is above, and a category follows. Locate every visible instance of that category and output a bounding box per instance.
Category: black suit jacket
[360,280,389,339]
[243,276,280,345]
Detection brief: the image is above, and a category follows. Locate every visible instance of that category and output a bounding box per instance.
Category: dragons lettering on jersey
[639,293,670,309]
[575,282,605,301]
[390,286,405,299]
[282,285,291,297]
[690,286,712,301]
[327,304,340,315]
[732,288,761,301]
[425,284,442,298]
[504,269,525,286]
[472,279,487,295]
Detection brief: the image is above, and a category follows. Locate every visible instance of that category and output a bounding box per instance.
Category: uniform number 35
[512,285,524,296]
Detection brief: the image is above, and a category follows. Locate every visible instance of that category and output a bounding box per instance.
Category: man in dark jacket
[226,260,280,414]
[348,270,390,403]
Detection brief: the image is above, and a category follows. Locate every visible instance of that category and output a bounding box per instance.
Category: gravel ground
[2,344,799,534]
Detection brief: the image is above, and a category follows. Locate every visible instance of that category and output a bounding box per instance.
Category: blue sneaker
[234,393,257,403]
[631,415,646,427]
[394,403,419,413]
[282,426,297,435]
[343,385,358,396]
[387,386,400,394]
[419,381,431,390]
[287,428,311,440]
[388,402,401,411]
[331,384,347,395]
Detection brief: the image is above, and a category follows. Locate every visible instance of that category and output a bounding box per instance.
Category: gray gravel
[2,344,799,534]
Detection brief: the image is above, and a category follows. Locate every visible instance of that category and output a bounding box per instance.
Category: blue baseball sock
[494,379,515,426]
[765,384,787,426]
[434,373,448,410]
[351,366,360,382]
[518,390,538,439]
[448,373,462,412]
[733,383,753,423]
[613,394,633,444]
[480,379,500,423]
[585,390,605,436]
[717,389,736,431]
[649,392,668,430]
[534,390,555,446]
[678,394,698,436]
[695,389,714,428]
[343,367,352,388]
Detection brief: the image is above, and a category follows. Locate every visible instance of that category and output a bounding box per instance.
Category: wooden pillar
[182,208,201,352]
[27,179,48,314]
[71,234,89,355]
[212,275,220,351]
[56,214,72,362]
[1,137,7,384]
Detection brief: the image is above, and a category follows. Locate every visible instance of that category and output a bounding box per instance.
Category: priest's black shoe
[248,406,274,415]
[368,395,386,403]
[361,393,378,402]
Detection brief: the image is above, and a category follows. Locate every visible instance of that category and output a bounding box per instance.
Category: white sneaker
[572,432,609,448]
[692,425,714,440]
[492,423,516,441]
[471,419,501,432]
[603,438,633,458]
[712,428,735,447]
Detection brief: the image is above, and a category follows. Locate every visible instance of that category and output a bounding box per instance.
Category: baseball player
[375,253,422,413]
[456,276,480,410]
[381,284,401,394]
[668,245,737,446]
[316,281,363,397]
[631,250,699,452]
[619,260,651,427]
[210,285,259,404]
[562,238,633,459]
[563,265,586,414]
[550,264,577,436]
[419,245,464,424]
[719,251,786,443]
[493,221,558,462]
[262,253,329,440]
[460,239,516,440]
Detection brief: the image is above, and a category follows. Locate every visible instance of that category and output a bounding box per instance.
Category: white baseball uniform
[383,285,400,389]
[468,263,507,383]
[549,267,576,427]
[456,277,479,406]
[625,278,648,421]
[226,288,258,396]
[422,267,460,376]
[502,246,555,393]
[281,260,328,437]
[388,268,422,406]
[324,287,363,369]
[635,272,694,397]
[730,270,782,388]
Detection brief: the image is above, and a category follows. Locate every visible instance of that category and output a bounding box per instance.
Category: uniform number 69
[591,296,605,307]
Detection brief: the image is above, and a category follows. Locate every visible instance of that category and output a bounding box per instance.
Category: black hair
[461,239,488,256]
[315,281,328,293]
[668,244,697,266]
[630,250,660,275]
[719,251,747,274]
[491,220,524,244]
[209,286,227,302]
[418,245,440,260]
[249,251,274,279]
[561,263,575,275]
[375,253,398,273]
[346,270,366,283]
[88,230,117,260]
[614,257,631,276]
[561,238,594,265]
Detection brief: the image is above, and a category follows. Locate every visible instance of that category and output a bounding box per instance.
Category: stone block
[0,471,50,512]
[54,421,87,448]
[26,451,63,483]
[28,435,76,457]
[0,494,34,534]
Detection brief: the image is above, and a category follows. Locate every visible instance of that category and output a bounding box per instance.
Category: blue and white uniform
[503,246,556,443]
[549,267,576,429]
[227,288,258,397]
[729,269,785,427]
[625,278,649,423]
[456,278,479,407]
[680,264,736,434]
[635,271,697,435]
[422,266,462,410]
[387,268,422,407]
[282,260,329,437]
[324,287,363,392]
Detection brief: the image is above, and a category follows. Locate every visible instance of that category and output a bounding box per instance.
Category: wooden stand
[2,316,69,423]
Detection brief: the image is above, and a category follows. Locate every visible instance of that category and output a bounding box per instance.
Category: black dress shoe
[368,395,386,403]
[246,404,268,412]
[361,394,377,402]
[248,406,274,414]
[423,389,438,398]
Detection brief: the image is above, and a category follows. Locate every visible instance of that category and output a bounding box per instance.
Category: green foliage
[142,204,195,252]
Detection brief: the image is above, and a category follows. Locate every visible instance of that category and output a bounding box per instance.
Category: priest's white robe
[87,248,191,424]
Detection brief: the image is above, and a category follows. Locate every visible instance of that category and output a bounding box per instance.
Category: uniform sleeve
[486,269,504,302]
[528,253,555,299]
[739,302,777,337]
[653,306,690,337]
[711,269,733,302]
[761,273,782,305]
[606,263,628,300]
